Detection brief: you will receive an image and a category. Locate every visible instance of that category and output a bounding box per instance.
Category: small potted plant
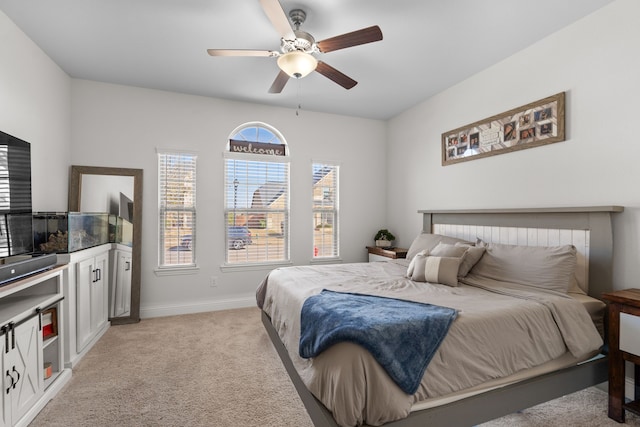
[374,229,396,248]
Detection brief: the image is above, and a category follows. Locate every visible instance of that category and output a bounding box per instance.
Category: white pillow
[406,249,428,278]
[409,251,429,282]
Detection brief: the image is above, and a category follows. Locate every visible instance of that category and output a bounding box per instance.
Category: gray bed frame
[261,206,623,427]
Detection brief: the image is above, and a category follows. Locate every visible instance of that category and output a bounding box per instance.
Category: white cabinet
[0,266,71,427]
[1,316,42,427]
[109,246,132,318]
[59,244,111,368]
[75,251,108,353]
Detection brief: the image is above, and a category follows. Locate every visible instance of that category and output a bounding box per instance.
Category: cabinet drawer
[620,312,640,356]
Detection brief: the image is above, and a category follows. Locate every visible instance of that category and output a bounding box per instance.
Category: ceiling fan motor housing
[282,30,316,53]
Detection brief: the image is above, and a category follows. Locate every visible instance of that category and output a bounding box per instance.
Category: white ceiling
[0,0,613,120]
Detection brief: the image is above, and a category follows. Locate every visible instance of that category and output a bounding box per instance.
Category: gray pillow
[406,233,471,261]
[454,243,486,277]
[469,242,577,293]
[424,256,461,287]
[430,242,468,258]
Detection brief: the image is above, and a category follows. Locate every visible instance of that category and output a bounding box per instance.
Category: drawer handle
[11,366,19,389]
[5,369,13,394]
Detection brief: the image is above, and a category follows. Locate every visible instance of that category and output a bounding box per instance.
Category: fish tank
[109,215,133,247]
[33,212,110,253]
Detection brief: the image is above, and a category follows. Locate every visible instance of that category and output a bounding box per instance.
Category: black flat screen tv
[0,130,33,258]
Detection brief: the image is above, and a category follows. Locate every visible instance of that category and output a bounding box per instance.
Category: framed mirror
[69,165,143,325]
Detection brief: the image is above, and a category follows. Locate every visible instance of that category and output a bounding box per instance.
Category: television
[0,129,33,258]
[119,192,134,222]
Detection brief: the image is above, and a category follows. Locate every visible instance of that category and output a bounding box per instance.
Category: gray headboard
[418,206,623,300]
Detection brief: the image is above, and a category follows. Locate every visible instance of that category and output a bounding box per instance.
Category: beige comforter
[257,261,603,427]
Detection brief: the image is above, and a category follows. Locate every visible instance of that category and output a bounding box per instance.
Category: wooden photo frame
[42,307,58,339]
[442,92,565,166]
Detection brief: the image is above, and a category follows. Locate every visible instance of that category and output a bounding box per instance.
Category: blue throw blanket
[299,290,458,395]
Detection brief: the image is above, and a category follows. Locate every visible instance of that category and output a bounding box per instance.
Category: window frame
[222,123,291,269]
[156,149,198,273]
[311,161,340,261]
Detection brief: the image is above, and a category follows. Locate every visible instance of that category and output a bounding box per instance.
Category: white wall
[4,0,637,317]
[0,10,71,211]
[70,80,388,316]
[387,0,640,292]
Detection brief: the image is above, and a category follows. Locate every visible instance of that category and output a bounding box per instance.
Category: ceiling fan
[207,0,383,93]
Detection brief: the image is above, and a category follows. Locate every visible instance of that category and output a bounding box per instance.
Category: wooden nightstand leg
[609,355,626,422]
[609,303,625,422]
[635,364,640,402]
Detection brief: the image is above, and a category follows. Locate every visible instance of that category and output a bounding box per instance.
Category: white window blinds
[158,151,197,267]
[312,163,339,258]
[224,153,289,264]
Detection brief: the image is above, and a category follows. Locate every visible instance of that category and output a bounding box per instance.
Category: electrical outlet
[210,276,218,287]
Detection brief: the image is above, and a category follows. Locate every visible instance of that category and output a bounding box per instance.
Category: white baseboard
[627,376,636,400]
[140,294,256,318]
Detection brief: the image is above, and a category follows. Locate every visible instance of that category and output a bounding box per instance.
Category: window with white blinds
[312,163,339,259]
[158,151,197,268]
[225,123,289,265]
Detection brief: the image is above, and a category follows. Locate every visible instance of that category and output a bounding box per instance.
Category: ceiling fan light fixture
[277,51,317,79]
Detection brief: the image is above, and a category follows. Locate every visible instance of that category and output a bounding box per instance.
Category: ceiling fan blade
[268,70,290,93]
[315,61,357,90]
[207,49,278,57]
[259,0,296,40]
[317,25,383,53]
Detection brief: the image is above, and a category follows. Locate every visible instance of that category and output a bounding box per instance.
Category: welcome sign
[229,139,286,156]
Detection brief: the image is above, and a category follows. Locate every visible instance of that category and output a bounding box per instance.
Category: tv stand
[0,264,71,426]
[0,253,57,287]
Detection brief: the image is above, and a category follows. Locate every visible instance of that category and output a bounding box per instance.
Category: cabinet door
[76,257,94,353]
[113,252,132,317]
[10,316,43,423]
[1,329,9,427]
[76,251,109,353]
[91,252,109,333]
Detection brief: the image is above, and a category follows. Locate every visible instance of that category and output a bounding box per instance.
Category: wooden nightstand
[602,289,640,422]
[366,246,408,262]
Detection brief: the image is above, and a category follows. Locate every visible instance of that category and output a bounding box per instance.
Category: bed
[257,206,623,427]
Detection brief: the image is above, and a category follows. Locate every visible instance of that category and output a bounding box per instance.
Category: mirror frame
[69,165,143,325]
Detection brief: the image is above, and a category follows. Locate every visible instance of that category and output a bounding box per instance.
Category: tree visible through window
[158,151,196,267]
[224,123,289,265]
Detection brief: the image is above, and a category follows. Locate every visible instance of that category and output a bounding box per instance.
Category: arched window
[224,122,289,265]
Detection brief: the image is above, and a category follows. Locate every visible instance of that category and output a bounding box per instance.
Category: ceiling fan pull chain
[296,80,302,116]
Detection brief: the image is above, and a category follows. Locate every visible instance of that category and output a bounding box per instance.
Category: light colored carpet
[31,307,640,427]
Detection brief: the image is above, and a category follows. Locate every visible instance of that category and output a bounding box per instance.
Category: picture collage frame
[442,92,565,166]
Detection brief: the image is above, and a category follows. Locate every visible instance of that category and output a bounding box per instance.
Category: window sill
[220,261,293,272]
[310,257,343,265]
[154,265,200,276]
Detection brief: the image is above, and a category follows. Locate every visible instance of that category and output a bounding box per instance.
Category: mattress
[257,260,604,427]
